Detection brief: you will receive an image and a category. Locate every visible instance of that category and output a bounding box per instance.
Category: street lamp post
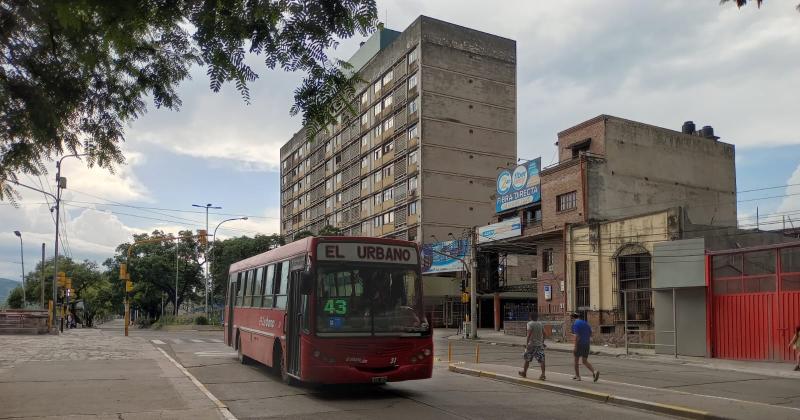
[210,217,248,308]
[13,231,25,306]
[192,203,221,317]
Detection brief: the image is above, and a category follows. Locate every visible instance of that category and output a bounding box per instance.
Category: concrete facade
[279,17,516,246]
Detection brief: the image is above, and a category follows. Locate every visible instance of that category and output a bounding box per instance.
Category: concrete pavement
[443,329,800,419]
[0,319,228,419]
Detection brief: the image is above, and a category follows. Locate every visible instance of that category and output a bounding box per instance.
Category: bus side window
[243,270,253,306]
[263,264,275,308]
[276,261,290,309]
[253,266,264,307]
[235,272,244,306]
[301,294,310,332]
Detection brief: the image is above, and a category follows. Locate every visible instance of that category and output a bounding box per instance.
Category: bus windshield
[316,265,427,335]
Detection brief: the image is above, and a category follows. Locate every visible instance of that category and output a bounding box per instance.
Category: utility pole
[41,243,45,309]
[14,231,25,306]
[175,241,179,316]
[469,227,478,339]
[192,203,221,317]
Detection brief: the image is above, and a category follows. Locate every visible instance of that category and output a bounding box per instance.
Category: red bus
[223,236,432,385]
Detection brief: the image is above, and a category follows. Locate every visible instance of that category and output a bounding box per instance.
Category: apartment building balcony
[407,162,418,175]
[381,150,396,165]
[380,223,395,235]
[407,213,419,226]
[361,165,370,176]
[408,136,419,149]
[382,174,395,186]
[382,198,395,210]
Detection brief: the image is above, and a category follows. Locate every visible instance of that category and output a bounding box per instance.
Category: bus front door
[286,271,303,377]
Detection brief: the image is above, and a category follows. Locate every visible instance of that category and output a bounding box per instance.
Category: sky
[2,0,800,282]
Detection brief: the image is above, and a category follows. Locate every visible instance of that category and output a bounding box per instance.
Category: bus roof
[228,236,418,273]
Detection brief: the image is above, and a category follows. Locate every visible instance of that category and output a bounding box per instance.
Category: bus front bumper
[304,362,433,384]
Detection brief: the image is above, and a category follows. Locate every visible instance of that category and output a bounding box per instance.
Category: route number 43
[324,299,348,315]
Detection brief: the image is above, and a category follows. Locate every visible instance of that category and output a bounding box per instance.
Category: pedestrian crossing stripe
[151,339,166,345]
[209,339,223,343]
[190,339,204,343]
[170,338,183,344]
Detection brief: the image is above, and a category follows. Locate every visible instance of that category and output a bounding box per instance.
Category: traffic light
[198,229,208,247]
[56,272,66,287]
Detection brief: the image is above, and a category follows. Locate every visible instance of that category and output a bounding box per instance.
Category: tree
[318,225,343,236]
[5,286,24,308]
[111,230,205,319]
[294,230,315,240]
[720,0,800,12]
[0,1,377,202]
[210,234,284,305]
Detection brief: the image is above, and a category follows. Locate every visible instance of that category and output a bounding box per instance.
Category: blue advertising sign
[421,240,470,274]
[496,157,541,213]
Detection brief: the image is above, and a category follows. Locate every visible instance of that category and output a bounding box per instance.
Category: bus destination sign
[317,243,419,265]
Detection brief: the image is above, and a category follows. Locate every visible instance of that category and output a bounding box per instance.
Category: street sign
[125,280,133,292]
[119,263,127,280]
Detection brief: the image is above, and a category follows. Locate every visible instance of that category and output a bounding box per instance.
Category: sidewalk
[0,320,229,419]
[444,329,800,419]
[449,328,799,379]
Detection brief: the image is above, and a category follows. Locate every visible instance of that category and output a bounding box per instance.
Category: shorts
[574,343,590,358]
[524,346,545,363]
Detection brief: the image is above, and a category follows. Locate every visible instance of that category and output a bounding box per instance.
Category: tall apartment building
[279,17,516,244]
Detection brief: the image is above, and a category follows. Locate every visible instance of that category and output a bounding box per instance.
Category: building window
[617,248,652,320]
[325,179,331,190]
[408,124,419,140]
[361,135,369,148]
[383,95,393,109]
[383,116,394,131]
[372,124,382,139]
[334,154,341,164]
[373,102,382,116]
[383,188,393,201]
[524,207,542,226]
[361,156,369,168]
[575,261,590,309]
[407,176,418,192]
[408,150,418,164]
[408,227,417,241]
[361,113,369,126]
[557,191,577,212]
[373,216,382,227]
[408,48,418,64]
[373,171,382,183]
[408,201,418,215]
[542,249,554,273]
[408,99,418,114]
[383,211,394,225]
[335,172,342,184]
[335,192,342,203]
[382,165,393,178]
[361,199,369,211]
[373,148,382,161]
[383,70,393,86]
[383,141,394,154]
[374,193,382,206]
[361,91,368,106]
[408,73,417,90]
[373,81,381,95]
[362,221,371,232]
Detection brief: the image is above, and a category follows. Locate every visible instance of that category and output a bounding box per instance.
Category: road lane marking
[170,338,183,344]
[209,339,223,343]
[151,339,166,345]
[156,347,237,420]
[190,339,204,343]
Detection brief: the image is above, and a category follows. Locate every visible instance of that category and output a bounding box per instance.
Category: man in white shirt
[518,312,546,380]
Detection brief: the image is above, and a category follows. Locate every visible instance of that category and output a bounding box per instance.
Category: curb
[449,364,726,420]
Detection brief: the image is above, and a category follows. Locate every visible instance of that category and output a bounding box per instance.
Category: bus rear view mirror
[300,271,314,294]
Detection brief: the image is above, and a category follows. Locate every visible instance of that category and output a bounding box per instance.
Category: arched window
[614,244,652,321]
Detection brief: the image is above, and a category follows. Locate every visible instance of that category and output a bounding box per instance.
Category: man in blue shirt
[571,312,599,382]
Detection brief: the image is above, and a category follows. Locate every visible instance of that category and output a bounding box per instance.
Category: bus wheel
[237,334,249,365]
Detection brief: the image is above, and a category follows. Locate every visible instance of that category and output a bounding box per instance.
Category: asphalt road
[112,326,669,420]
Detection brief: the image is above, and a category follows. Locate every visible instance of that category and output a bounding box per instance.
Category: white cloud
[777,164,800,216]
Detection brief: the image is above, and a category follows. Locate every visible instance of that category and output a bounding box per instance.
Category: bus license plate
[372,376,388,384]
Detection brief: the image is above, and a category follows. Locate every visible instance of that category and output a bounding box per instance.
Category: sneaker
[794,366,799,371]
[518,371,526,378]
[593,371,600,382]
[572,376,581,381]
[539,375,546,381]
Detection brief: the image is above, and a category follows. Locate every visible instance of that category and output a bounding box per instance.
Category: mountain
[0,278,21,306]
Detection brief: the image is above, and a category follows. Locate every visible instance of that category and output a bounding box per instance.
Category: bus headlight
[422,348,431,357]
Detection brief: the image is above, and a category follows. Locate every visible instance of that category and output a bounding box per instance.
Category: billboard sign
[477,217,522,243]
[421,240,470,274]
[496,157,541,212]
